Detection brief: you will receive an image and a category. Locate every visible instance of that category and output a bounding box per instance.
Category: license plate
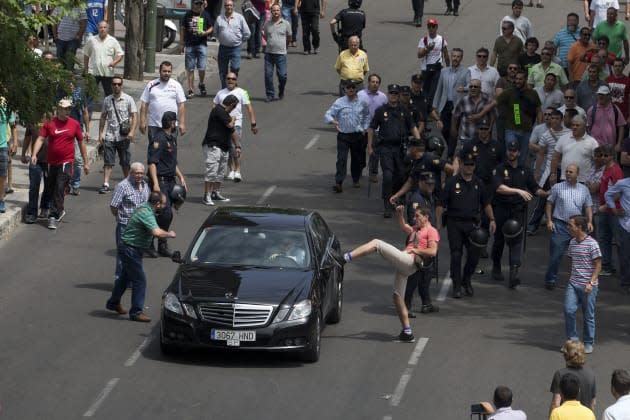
[211,329,256,346]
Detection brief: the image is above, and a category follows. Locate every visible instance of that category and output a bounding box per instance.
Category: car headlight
[272,306,291,324]
[288,299,312,321]
[182,303,198,319]
[163,292,184,315]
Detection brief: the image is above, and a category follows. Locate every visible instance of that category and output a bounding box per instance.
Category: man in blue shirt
[554,13,581,78]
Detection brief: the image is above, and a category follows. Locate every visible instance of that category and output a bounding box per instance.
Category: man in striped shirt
[544,164,593,290]
[564,215,601,354]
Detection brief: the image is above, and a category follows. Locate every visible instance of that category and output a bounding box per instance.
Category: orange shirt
[568,41,596,82]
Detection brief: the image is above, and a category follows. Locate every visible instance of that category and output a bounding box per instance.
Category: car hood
[173,265,313,305]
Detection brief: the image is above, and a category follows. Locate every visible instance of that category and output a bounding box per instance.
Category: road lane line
[304,134,319,150]
[124,336,152,367]
[436,270,451,302]
[83,378,119,417]
[256,185,276,205]
[390,337,429,407]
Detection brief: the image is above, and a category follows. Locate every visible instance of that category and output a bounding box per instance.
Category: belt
[158,176,175,182]
[447,215,477,222]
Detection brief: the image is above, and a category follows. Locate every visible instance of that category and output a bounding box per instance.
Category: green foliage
[0,0,86,124]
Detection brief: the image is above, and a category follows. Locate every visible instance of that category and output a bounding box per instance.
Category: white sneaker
[202,194,215,206]
[226,171,236,180]
[234,171,242,182]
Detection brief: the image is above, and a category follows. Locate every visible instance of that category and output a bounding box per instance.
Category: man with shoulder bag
[98,76,138,194]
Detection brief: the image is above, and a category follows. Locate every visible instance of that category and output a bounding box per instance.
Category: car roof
[202,206,314,230]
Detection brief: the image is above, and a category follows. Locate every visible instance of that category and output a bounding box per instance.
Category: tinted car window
[190,226,310,268]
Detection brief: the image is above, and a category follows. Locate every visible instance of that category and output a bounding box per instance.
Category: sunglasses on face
[564,96,574,99]
[541,52,552,56]
[226,77,237,80]
[477,55,488,58]
[112,82,122,86]
[469,85,481,88]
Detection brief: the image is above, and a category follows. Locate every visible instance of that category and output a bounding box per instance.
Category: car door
[310,214,335,316]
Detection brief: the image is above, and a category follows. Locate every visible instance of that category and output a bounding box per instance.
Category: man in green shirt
[106,192,176,322]
[527,47,569,89]
[592,7,629,61]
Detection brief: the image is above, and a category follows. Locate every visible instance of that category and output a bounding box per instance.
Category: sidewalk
[0,23,219,239]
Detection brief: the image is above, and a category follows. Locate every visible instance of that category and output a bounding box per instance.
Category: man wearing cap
[31,99,90,230]
[399,86,424,133]
[409,73,431,126]
[368,84,421,217]
[147,111,188,257]
[334,36,369,96]
[495,69,542,166]
[439,149,496,298]
[417,18,449,106]
[180,0,214,98]
[586,84,625,148]
[431,48,467,159]
[325,79,371,193]
[527,47,569,89]
[491,139,547,288]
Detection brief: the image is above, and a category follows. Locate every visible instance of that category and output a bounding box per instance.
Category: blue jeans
[595,212,621,270]
[616,218,630,286]
[114,222,126,282]
[27,162,51,216]
[545,219,572,285]
[264,53,287,99]
[218,45,242,88]
[185,44,208,71]
[71,140,83,189]
[107,243,146,318]
[504,129,532,167]
[281,6,299,42]
[54,38,80,70]
[564,282,598,345]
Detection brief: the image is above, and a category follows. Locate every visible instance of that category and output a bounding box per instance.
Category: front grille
[197,302,274,327]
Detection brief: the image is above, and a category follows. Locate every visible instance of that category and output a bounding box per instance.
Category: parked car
[160,206,344,363]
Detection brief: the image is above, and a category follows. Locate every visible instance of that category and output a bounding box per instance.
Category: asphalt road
[1,0,630,419]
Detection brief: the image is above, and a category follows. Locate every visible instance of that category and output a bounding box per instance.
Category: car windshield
[189,226,311,269]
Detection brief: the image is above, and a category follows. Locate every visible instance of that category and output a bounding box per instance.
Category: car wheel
[300,311,321,363]
[326,279,343,324]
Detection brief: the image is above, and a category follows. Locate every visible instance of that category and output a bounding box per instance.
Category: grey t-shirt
[263,18,292,55]
[550,366,596,408]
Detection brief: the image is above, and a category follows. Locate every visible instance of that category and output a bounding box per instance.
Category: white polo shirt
[140,78,186,127]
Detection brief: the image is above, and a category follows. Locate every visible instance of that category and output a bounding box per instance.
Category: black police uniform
[333,7,366,51]
[371,103,416,205]
[466,138,504,232]
[409,90,429,124]
[147,129,178,252]
[490,160,539,278]
[441,172,491,297]
[407,151,448,197]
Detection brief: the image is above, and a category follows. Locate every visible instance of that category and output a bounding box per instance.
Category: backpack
[242,0,260,24]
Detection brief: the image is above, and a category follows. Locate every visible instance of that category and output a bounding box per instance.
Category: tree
[124,0,145,80]
[0,0,84,123]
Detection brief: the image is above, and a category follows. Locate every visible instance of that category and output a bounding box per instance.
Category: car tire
[300,311,321,363]
[326,279,343,324]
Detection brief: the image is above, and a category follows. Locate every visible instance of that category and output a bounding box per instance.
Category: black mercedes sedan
[160,206,344,363]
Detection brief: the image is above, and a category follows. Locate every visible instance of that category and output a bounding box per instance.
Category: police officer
[491,139,547,288]
[405,172,441,316]
[147,111,188,257]
[409,73,431,128]
[464,118,504,257]
[330,0,366,52]
[399,85,424,134]
[368,84,420,218]
[439,150,496,298]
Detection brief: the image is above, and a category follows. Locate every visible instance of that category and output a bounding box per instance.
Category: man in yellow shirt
[549,373,595,420]
[334,35,369,95]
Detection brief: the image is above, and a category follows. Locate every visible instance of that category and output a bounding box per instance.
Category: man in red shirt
[606,57,630,135]
[597,144,623,276]
[31,98,90,229]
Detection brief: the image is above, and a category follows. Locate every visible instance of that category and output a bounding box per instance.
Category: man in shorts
[181,0,214,98]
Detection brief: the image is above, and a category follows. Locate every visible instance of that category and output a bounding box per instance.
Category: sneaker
[584,343,593,354]
[70,187,80,196]
[398,330,415,343]
[99,184,111,194]
[48,217,57,230]
[600,268,615,276]
[0,200,5,213]
[56,210,66,222]
[25,214,37,224]
[199,83,207,97]
[233,172,242,182]
[211,191,230,202]
[187,89,194,99]
[226,171,236,180]
[313,48,319,54]
[202,194,215,206]
[38,209,50,219]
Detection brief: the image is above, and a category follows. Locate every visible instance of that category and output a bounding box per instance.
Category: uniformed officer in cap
[368,83,421,218]
[399,85,424,134]
[405,171,441,316]
[464,117,504,257]
[438,149,496,298]
[409,73,431,129]
[147,111,188,257]
[330,0,366,52]
[491,139,547,288]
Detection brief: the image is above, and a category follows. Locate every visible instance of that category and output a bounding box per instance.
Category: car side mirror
[171,251,183,263]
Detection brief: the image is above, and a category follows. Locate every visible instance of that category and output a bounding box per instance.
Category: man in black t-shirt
[202,95,239,205]
[329,0,366,51]
[181,0,214,98]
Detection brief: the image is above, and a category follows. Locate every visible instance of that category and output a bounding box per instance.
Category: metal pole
[144,0,157,72]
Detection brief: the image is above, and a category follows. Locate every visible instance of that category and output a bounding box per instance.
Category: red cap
[427,18,438,26]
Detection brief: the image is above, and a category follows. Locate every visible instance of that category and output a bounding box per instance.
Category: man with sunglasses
[558,89,587,117]
[491,21,523,77]
[527,47,569,89]
[569,27,596,83]
[467,47,500,100]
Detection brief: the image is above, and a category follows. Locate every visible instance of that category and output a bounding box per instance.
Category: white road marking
[256,185,277,205]
[304,134,319,150]
[83,378,119,417]
[436,270,451,302]
[390,337,429,407]
[382,416,393,420]
[124,336,152,367]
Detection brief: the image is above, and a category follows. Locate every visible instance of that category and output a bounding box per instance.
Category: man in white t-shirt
[212,72,258,182]
[139,61,187,143]
[466,47,501,100]
[550,114,598,184]
[498,0,534,44]
[417,18,449,106]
